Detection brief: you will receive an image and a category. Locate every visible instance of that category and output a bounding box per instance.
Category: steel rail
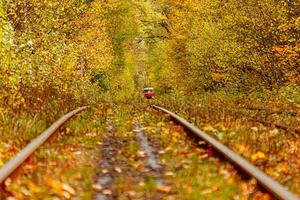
[153,105,300,200]
[0,106,88,183]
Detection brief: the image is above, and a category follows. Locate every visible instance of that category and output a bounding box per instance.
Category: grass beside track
[1,100,299,199]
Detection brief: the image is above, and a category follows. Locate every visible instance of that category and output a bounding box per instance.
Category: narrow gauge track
[0,106,88,183]
[1,104,299,199]
[152,105,300,200]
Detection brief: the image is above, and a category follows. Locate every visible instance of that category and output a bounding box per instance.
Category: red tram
[143,87,155,99]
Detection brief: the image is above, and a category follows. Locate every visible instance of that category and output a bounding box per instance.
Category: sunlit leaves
[158,0,300,93]
[0,0,118,116]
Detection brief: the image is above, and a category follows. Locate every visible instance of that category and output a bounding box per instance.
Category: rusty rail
[153,105,299,200]
[0,106,88,183]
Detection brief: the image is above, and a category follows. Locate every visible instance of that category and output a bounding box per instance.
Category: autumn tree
[0,0,116,117]
[155,0,299,95]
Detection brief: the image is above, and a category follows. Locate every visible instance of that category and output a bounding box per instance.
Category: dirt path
[92,106,173,200]
[94,135,125,200]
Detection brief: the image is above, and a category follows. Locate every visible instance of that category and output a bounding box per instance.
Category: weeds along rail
[152,105,300,200]
[0,106,88,183]
[204,105,300,134]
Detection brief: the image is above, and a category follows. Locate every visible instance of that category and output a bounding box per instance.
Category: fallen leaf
[201,185,220,195]
[21,188,31,196]
[138,181,145,186]
[158,150,166,154]
[102,189,112,195]
[251,151,266,162]
[114,167,122,173]
[73,151,82,155]
[275,163,288,172]
[156,185,171,193]
[269,128,279,135]
[127,190,137,197]
[27,181,42,193]
[62,183,76,195]
[165,171,175,177]
[137,151,146,157]
[62,191,71,199]
[5,178,12,187]
[92,184,103,191]
[66,128,71,134]
[254,193,272,200]
[47,178,62,192]
[251,127,258,132]
[107,108,113,115]
[157,122,165,127]
[203,125,216,132]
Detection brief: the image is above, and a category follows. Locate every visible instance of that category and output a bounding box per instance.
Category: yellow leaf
[28,181,42,193]
[156,122,165,127]
[276,163,288,172]
[47,178,63,192]
[203,125,216,132]
[62,183,76,195]
[107,108,113,114]
[66,128,71,134]
[165,171,175,177]
[251,151,266,162]
[257,152,266,159]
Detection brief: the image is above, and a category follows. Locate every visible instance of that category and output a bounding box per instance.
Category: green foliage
[91,71,110,92]
[105,0,138,69]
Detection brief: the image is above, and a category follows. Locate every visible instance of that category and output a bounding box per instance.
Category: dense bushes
[0,0,114,118]
[157,0,300,95]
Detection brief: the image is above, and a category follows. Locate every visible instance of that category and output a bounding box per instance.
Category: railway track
[0,106,88,183]
[152,105,300,200]
[0,104,299,199]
